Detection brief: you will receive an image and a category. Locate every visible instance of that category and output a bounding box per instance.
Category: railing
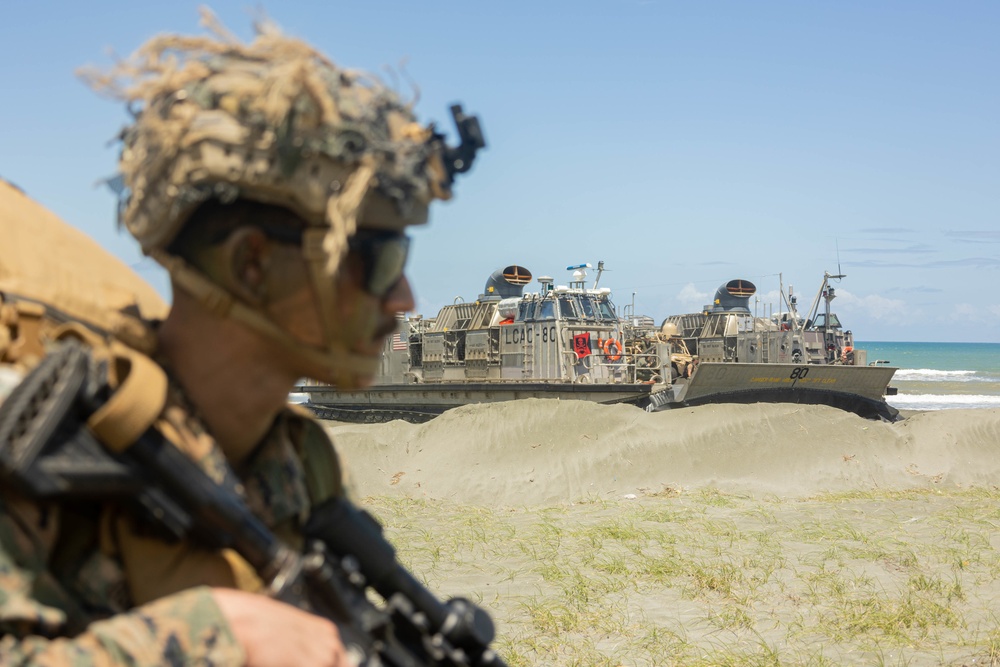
[561,345,664,385]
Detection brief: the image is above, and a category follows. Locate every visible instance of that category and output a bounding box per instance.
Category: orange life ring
[603,338,622,362]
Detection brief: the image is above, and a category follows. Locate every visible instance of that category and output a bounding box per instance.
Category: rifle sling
[85,342,168,454]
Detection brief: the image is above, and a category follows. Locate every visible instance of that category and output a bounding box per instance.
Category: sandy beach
[329,401,1000,504]
[327,402,1000,665]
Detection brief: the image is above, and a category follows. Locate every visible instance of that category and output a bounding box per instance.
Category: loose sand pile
[329,400,1000,505]
[326,402,1000,666]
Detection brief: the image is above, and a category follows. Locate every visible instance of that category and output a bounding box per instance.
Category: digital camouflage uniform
[0,7,462,664]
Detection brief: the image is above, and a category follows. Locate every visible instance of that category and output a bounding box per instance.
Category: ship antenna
[834,239,845,281]
[594,260,607,289]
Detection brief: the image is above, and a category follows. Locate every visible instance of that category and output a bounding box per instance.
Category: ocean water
[857,341,1000,411]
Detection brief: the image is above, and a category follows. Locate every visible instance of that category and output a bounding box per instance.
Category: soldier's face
[334,245,415,358]
[266,232,415,385]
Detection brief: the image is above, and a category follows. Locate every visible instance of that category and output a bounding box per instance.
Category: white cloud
[676,283,710,309]
[950,302,1000,324]
[834,289,912,323]
[952,303,977,317]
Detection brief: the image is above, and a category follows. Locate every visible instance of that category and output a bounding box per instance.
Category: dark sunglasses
[347,230,411,298]
[242,224,410,299]
[230,224,410,298]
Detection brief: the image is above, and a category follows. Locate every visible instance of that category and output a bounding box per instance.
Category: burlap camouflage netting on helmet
[80,8,452,270]
[77,8,485,388]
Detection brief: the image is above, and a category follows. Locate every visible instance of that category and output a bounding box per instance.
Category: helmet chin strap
[302,161,375,341]
[301,161,378,389]
[151,161,383,390]
[152,250,380,390]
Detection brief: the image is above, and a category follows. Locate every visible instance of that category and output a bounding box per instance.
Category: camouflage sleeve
[0,586,245,666]
[0,496,244,665]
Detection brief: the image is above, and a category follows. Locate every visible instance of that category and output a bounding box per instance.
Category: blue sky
[1,1,997,343]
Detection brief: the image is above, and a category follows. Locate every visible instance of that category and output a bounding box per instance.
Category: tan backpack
[0,178,167,371]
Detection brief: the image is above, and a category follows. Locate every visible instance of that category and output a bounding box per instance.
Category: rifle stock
[0,341,506,667]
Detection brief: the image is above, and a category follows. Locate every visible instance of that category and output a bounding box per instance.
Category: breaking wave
[888,393,1000,411]
[894,369,981,382]
[890,368,1000,410]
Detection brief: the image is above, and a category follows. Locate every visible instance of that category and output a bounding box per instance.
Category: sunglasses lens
[350,233,410,297]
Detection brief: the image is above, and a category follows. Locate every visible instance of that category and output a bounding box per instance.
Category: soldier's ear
[219,226,272,306]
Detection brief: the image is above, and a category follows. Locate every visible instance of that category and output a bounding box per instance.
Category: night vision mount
[438,104,486,184]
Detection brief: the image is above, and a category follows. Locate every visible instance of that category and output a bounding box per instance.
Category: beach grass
[362,487,1000,666]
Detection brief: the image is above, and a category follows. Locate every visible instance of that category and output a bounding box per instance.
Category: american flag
[391,332,408,350]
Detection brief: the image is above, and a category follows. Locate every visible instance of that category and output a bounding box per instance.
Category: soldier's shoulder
[282,404,346,503]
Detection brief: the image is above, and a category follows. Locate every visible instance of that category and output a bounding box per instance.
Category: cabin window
[811,314,842,329]
[517,302,532,321]
[597,299,616,321]
[536,300,556,320]
[558,296,578,320]
[579,297,596,319]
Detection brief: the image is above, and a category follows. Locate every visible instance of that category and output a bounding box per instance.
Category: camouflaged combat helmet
[83,9,483,385]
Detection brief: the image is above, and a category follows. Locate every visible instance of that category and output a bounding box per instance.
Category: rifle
[0,340,506,667]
